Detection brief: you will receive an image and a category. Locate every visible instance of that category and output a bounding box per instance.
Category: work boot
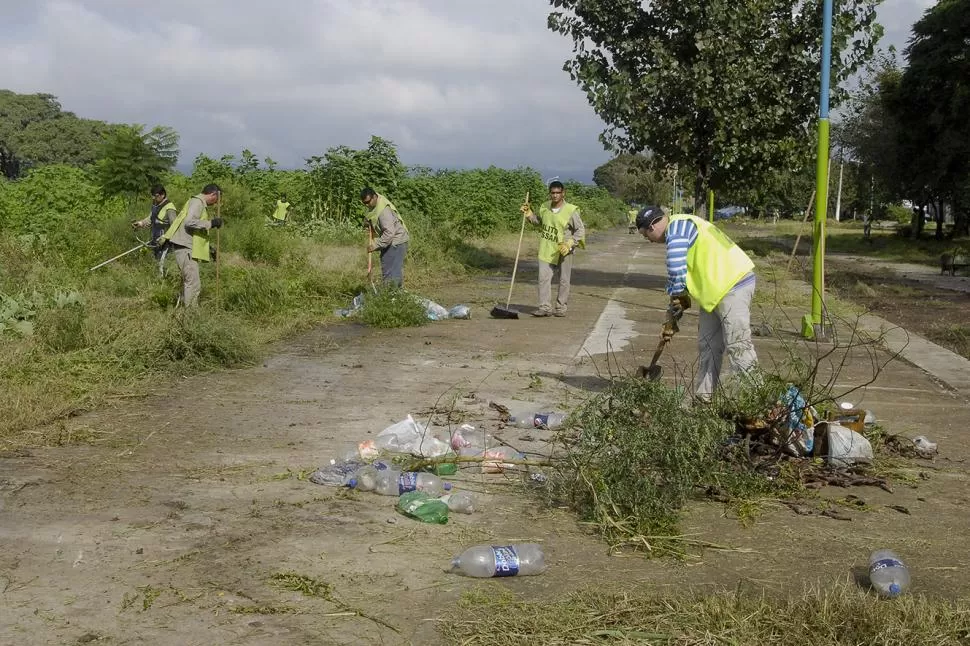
[532,309,551,317]
[553,309,566,317]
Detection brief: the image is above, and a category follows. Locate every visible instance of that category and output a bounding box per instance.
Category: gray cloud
[0,0,931,181]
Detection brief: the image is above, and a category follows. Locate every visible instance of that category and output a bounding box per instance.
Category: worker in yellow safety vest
[627,206,639,234]
[158,184,223,307]
[270,194,290,225]
[132,184,178,261]
[637,207,758,401]
[361,187,409,287]
[520,180,586,317]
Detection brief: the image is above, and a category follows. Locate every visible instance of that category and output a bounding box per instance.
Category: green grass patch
[439,585,970,646]
[358,286,429,328]
[926,323,970,361]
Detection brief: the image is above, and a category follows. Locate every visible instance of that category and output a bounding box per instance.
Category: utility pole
[834,147,844,223]
[804,0,834,340]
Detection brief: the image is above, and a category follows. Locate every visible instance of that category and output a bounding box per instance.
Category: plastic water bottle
[450,543,546,578]
[344,461,391,491]
[370,469,453,496]
[869,550,910,598]
[507,411,565,430]
[441,491,476,514]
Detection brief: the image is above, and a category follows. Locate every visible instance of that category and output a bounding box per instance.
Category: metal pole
[87,242,147,272]
[806,0,834,340]
[708,189,715,222]
[834,151,844,222]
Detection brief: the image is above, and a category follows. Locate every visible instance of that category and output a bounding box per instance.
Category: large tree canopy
[0,90,113,179]
[548,0,882,210]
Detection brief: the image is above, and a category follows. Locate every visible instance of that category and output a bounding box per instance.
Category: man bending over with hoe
[637,206,758,402]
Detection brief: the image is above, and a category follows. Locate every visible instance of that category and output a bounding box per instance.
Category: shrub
[359,286,428,328]
[35,303,88,352]
[155,309,258,368]
[221,266,291,316]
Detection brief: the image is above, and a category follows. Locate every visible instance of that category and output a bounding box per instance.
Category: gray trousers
[537,254,573,313]
[695,278,758,400]
[173,246,202,307]
[380,243,408,287]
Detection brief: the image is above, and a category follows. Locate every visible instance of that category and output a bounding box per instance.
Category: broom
[490,191,529,319]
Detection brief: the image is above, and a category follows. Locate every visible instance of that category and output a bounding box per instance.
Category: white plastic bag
[375,415,451,458]
[826,423,873,468]
[418,298,450,321]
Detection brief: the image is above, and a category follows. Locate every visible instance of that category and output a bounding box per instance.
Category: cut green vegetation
[439,585,970,646]
[358,286,429,329]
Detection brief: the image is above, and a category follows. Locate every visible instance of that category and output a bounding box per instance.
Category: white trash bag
[826,423,873,468]
[375,414,451,458]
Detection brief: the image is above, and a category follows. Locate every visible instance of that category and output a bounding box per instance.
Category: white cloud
[0,0,932,180]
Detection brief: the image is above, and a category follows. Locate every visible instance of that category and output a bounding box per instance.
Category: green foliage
[0,90,111,179]
[548,378,733,554]
[35,300,87,353]
[156,309,258,369]
[232,219,288,265]
[592,153,671,205]
[95,125,179,201]
[305,135,403,222]
[548,0,882,207]
[359,286,428,329]
[221,266,292,316]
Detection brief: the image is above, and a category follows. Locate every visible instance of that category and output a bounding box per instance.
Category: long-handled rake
[490,191,529,319]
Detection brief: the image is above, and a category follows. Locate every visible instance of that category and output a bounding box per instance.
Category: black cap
[635,206,664,230]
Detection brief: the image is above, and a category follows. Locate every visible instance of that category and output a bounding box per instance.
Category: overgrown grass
[358,285,429,328]
[439,585,970,646]
[926,324,970,361]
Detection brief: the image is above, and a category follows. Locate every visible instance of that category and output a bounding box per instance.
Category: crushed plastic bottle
[309,454,365,486]
[448,305,471,319]
[868,549,910,598]
[441,491,476,514]
[507,411,565,430]
[451,425,496,454]
[450,543,546,578]
[344,461,391,491]
[480,446,524,473]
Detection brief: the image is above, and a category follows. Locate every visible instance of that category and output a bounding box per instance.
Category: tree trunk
[694,164,708,215]
[935,199,944,241]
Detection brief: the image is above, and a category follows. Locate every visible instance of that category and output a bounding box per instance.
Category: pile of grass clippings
[358,286,429,329]
[439,585,970,646]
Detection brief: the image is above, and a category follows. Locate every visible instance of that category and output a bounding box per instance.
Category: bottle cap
[889,583,901,596]
[346,478,357,488]
[443,482,453,491]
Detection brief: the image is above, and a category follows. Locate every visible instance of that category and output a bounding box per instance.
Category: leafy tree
[0,90,111,178]
[892,0,970,237]
[94,125,179,203]
[305,136,404,222]
[548,0,883,211]
[592,153,671,205]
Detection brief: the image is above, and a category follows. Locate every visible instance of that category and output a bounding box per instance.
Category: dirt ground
[2,228,969,645]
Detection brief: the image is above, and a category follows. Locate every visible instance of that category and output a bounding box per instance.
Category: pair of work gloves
[518,204,576,257]
[662,292,691,342]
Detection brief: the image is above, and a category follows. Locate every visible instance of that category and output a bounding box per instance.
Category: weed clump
[359,286,428,328]
[548,377,734,554]
[155,309,258,368]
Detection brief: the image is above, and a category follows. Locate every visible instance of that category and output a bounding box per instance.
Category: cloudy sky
[0,0,936,181]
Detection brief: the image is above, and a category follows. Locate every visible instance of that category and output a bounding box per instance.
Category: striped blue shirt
[664,218,755,296]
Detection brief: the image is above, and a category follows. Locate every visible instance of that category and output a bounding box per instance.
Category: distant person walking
[158,184,223,307]
[520,180,586,317]
[361,187,409,287]
[637,207,758,401]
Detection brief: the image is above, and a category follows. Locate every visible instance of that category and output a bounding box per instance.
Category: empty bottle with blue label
[507,411,565,430]
[450,543,545,578]
[343,461,391,491]
[358,468,452,497]
[868,549,910,598]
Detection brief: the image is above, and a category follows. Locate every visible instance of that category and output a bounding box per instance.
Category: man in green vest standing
[520,180,586,317]
[361,187,409,287]
[158,184,223,307]
[637,206,758,402]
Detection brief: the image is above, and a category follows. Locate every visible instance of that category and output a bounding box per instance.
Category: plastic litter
[451,424,496,454]
[419,298,451,321]
[309,455,365,486]
[507,411,565,430]
[912,435,938,457]
[479,446,523,473]
[441,491,476,514]
[778,386,816,456]
[450,543,546,578]
[826,423,873,467]
[375,415,451,458]
[869,549,910,598]
[397,491,449,524]
[335,292,366,318]
[448,305,471,319]
[350,468,453,496]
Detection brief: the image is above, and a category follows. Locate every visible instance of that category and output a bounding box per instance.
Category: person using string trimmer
[157,184,223,307]
[520,180,585,317]
[636,206,758,402]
